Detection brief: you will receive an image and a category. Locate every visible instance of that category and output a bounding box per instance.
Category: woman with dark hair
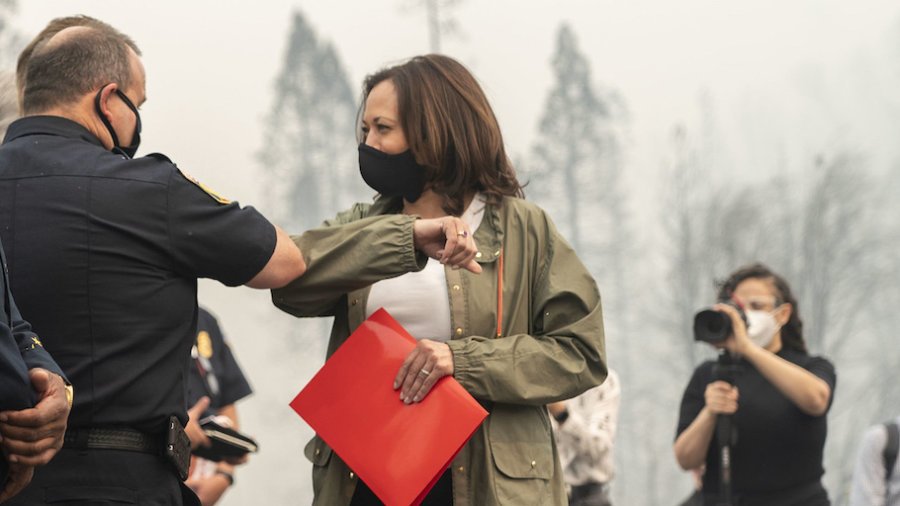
[272,54,606,506]
[673,263,836,505]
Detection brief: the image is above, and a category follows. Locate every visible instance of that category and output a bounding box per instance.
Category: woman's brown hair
[359,54,524,216]
[716,263,807,353]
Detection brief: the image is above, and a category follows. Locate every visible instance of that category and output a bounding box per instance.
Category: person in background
[272,53,606,506]
[1,16,305,505]
[548,368,620,506]
[183,307,254,506]
[848,415,900,505]
[673,263,835,505]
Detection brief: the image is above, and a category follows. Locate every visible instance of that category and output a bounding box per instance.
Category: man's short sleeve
[166,169,277,286]
[676,362,714,439]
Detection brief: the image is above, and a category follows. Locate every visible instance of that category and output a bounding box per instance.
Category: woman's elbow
[801,383,832,417]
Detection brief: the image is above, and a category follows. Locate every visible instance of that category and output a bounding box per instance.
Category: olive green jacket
[272,196,607,506]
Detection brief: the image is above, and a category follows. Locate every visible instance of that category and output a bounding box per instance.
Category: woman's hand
[713,303,753,356]
[394,339,455,404]
[413,217,481,274]
[704,381,739,415]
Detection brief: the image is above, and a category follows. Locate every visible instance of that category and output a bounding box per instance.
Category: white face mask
[745,309,782,348]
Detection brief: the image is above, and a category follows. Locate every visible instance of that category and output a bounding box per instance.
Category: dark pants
[5,448,199,505]
[350,468,453,506]
[569,482,611,506]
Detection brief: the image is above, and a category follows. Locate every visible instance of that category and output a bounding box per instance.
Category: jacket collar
[3,115,105,149]
[369,195,504,264]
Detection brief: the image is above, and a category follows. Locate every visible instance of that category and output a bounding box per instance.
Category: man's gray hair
[22,20,140,114]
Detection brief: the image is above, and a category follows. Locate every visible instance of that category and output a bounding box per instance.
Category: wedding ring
[457,231,468,238]
[419,368,431,377]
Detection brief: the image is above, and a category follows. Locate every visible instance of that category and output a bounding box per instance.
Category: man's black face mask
[94,85,141,159]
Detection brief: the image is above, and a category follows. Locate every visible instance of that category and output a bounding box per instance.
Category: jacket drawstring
[496,248,503,338]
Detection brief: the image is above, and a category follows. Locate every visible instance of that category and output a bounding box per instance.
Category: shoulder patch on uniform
[177,168,232,205]
[197,330,214,358]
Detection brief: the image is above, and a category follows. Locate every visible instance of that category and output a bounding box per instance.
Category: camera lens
[693,309,732,343]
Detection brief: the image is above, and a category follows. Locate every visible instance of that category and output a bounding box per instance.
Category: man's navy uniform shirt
[0,116,276,434]
[187,307,253,414]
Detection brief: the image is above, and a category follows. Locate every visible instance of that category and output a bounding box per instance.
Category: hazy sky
[11,2,900,503]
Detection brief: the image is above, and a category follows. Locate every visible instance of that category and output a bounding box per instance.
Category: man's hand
[186,472,231,506]
[0,368,70,466]
[185,397,211,450]
[0,462,34,503]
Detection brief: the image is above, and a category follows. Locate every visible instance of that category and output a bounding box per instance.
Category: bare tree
[0,0,22,69]
[258,10,367,232]
[400,0,464,53]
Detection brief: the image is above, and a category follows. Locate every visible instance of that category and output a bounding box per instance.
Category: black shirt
[0,116,276,433]
[676,348,836,505]
[187,307,253,414]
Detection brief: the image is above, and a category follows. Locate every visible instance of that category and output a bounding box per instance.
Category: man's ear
[95,83,118,120]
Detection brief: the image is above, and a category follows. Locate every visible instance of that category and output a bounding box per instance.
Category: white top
[366,195,487,341]
[849,415,900,506]
[552,369,621,486]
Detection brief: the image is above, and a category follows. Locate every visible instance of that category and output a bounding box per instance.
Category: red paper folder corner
[290,308,488,506]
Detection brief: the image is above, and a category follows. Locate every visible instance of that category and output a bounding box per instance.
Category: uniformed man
[0,16,306,505]
[0,235,71,503]
[184,307,254,506]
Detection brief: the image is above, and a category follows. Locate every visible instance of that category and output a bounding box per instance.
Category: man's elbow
[274,256,307,287]
[246,255,306,289]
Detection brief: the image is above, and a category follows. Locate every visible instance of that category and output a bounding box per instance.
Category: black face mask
[94,85,142,158]
[358,143,427,202]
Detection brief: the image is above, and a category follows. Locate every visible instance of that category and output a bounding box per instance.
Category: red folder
[290,308,488,506]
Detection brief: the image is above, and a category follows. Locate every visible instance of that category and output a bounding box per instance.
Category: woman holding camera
[673,263,835,505]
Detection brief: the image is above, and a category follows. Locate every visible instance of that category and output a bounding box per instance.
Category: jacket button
[349,472,355,479]
[494,250,501,257]
[351,299,358,306]
[457,466,465,472]
[455,327,463,336]
[452,284,460,291]
[531,460,536,468]
[315,449,320,456]
[475,252,483,259]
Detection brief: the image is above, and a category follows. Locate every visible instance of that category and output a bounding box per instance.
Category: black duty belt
[63,427,162,454]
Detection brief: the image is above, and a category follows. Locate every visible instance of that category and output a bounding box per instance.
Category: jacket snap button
[349,472,355,479]
[455,327,463,336]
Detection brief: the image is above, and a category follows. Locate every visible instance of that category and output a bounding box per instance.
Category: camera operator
[673,263,835,506]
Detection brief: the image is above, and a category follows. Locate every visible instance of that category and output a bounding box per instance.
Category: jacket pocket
[489,440,553,504]
[44,485,137,503]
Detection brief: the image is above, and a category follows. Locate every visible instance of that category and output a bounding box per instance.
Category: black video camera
[693,300,747,343]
